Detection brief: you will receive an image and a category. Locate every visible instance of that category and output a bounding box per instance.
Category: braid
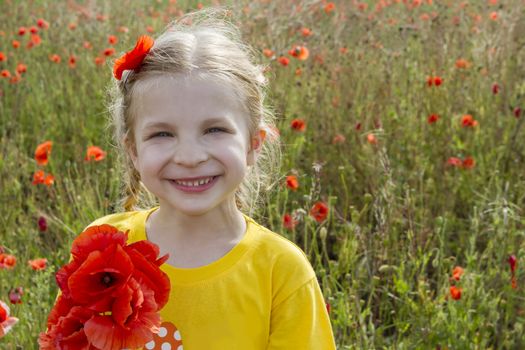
[121,164,142,212]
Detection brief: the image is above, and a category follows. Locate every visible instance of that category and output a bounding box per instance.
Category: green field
[1,0,524,348]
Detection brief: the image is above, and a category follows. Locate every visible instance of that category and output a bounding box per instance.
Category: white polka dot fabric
[144,321,183,350]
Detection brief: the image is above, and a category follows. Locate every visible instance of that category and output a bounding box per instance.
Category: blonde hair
[107,7,281,217]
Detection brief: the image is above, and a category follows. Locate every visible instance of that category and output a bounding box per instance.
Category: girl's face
[127,74,260,217]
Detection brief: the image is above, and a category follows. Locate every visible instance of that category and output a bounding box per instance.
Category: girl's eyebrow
[143,117,231,131]
[143,121,174,131]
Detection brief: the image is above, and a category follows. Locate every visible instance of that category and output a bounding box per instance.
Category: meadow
[1,0,524,348]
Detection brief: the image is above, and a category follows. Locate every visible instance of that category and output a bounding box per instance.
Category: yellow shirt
[60,206,337,349]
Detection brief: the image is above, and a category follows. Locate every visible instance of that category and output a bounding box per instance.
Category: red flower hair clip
[113,35,154,80]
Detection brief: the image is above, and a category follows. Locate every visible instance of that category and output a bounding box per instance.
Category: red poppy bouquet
[38,224,170,350]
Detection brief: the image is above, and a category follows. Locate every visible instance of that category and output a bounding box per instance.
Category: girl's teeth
[175,177,213,186]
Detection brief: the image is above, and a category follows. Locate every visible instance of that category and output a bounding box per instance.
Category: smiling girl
[50,7,336,349]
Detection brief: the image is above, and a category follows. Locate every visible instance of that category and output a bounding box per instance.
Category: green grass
[1,0,524,348]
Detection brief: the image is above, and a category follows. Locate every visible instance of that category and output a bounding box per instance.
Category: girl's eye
[206,127,226,134]
[152,132,171,138]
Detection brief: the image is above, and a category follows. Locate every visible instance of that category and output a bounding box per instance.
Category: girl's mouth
[169,176,219,193]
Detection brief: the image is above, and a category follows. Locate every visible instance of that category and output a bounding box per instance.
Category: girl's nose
[171,138,208,167]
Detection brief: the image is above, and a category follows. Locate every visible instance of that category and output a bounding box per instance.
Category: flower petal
[113,35,154,80]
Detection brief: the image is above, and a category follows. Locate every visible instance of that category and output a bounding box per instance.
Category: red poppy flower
[84,278,161,350]
[16,63,27,74]
[18,27,26,36]
[283,213,298,230]
[427,76,443,86]
[427,114,439,124]
[37,18,49,29]
[113,35,154,80]
[449,286,462,300]
[28,258,47,271]
[85,146,107,161]
[286,175,299,191]
[332,134,346,144]
[291,118,306,132]
[277,56,290,66]
[0,254,16,269]
[12,40,20,49]
[262,48,274,58]
[44,173,55,186]
[452,266,464,281]
[288,45,310,61]
[461,114,478,127]
[108,35,118,45]
[301,27,312,37]
[43,224,171,349]
[462,156,475,169]
[0,300,19,338]
[30,34,42,46]
[32,170,45,185]
[38,297,95,349]
[324,2,336,13]
[68,55,77,69]
[49,54,61,63]
[447,157,462,167]
[367,134,377,145]
[310,201,329,223]
[358,2,368,10]
[104,47,116,57]
[10,73,21,84]
[94,56,105,66]
[455,58,471,69]
[34,141,53,166]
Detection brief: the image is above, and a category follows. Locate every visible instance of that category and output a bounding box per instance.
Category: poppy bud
[509,255,517,273]
[492,83,500,95]
[9,287,23,304]
[38,216,47,232]
[514,107,521,118]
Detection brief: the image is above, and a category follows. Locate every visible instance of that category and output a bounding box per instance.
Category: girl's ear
[247,129,266,166]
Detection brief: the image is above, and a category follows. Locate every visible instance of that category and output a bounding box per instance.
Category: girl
[64,7,335,349]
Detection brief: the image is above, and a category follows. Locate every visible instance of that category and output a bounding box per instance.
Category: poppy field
[1,0,525,348]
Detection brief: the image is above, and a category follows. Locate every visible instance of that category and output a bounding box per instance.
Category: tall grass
[1,0,524,348]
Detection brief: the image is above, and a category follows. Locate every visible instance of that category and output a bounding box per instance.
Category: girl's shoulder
[245,215,316,280]
[81,208,152,239]
[246,215,317,305]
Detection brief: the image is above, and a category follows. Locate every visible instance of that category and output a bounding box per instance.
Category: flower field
[1,0,524,348]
